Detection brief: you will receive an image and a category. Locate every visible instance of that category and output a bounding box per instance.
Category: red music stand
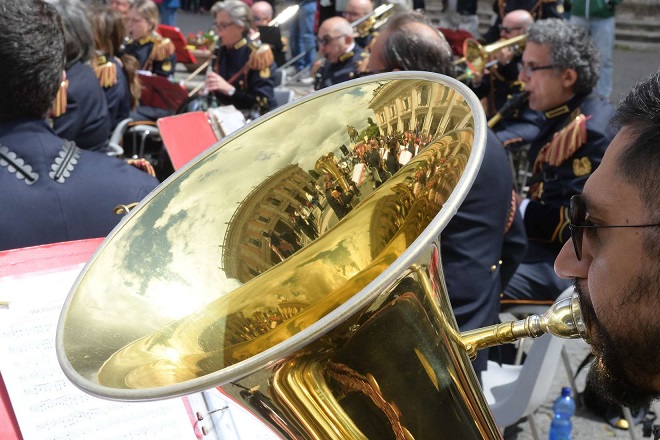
[157,24,197,64]
[138,73,189,111]
[157,111,219,170]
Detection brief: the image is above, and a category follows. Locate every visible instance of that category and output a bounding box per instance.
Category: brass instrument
[352,3,395,38]
[56,72,588,440]
[487,91,529,128]
[456,34,526,81]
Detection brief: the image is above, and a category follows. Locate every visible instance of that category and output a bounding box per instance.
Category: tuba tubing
[56,72,588,440]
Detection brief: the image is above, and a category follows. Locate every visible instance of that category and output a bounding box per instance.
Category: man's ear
[562,67,578,89]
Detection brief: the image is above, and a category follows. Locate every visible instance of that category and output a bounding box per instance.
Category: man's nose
[554,240,589,280]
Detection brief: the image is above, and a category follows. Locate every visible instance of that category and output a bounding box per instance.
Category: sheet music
[0,266,199,440]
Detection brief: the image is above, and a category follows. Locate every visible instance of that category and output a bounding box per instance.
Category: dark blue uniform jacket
[0,119,159,251]
[442,129,528,375]
[52,61,112,152]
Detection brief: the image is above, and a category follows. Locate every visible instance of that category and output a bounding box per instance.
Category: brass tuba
[56,72,587,440]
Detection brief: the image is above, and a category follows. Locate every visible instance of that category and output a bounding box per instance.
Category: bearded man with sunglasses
[502,18,617,304]
[554,71,660,409]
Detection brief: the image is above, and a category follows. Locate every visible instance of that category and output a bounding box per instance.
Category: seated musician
[342,0,374,50]
[502,19,616,304]
[471,9,544,148]
[88,5,141,131]
[367,11,528,380]
[314,17,367,90]
[481,0,566,44]
[205,0,277,116]
[0,0,159,251]
[124,0,177,78]
[45,0,112,152]
[250,1,287,67]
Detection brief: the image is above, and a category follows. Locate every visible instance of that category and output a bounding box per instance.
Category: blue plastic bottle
[548,387,576,440]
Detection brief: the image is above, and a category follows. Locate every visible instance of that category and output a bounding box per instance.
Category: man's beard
[574,272,660,409]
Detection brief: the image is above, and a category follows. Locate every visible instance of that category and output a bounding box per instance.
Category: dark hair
[526,18,599,95]
[45,0,94,65]
[0,0,65,120]
[88,5,141,109]
[378,12,455,77]
[611,71,660,225]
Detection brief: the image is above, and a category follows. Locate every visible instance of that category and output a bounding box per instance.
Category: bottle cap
[561,387,571,397]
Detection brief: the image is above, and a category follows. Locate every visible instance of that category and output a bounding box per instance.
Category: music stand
[157,111,218,170]
[438,27,473,57]
[138,73,189,111]
[257,25,286,67]
[157,24,197,64]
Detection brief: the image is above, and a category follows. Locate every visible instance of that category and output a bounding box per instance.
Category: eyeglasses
[317,34,345,46]
[569,194,660,261]
[501,25,523,33]
[518,63,556,77]
[214,22,236,30]
[253,15,268,22]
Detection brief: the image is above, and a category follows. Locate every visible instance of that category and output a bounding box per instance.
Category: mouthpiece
[459,293,589,360]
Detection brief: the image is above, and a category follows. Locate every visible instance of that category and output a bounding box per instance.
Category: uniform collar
[543,92,590,119]
[232,38,248,50]
[338,43,356,63]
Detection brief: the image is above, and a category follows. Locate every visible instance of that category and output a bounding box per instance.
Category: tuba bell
[56,72,587,440]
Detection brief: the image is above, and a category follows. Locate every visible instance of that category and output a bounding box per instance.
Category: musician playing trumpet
[205,0,277,115]
[314,17,367,90]
[469,10,545,149]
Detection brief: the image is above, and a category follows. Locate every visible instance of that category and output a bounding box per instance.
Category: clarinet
[206,41,220,110]
[487,91,529,129]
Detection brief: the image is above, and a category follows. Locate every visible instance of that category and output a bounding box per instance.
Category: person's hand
[205,70,234,95]
[495,46,514,66]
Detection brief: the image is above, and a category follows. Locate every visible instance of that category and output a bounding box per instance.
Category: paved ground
[171,10,660,438]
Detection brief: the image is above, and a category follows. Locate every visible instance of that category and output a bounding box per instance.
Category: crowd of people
[2,0,660,433]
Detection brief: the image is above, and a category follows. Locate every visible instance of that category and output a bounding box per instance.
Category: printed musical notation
[0,267,197,440]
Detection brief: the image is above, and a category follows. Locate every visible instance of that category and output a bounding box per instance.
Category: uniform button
[490,264,497,272]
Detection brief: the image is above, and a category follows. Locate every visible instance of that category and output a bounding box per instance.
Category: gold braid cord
[153,37,175,61]
[533,113,589,173]
[248,43,275,71]
[50,79,69,118]
[327,362,408,440]
[94,56,118,88]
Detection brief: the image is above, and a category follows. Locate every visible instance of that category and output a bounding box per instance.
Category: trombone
[455,34,526,81]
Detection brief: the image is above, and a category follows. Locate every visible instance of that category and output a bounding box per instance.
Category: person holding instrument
[314,17,366,90]
[554,70,660,411]
[124,0,177,78]
[205,0,277,115]
[502,18,616,304]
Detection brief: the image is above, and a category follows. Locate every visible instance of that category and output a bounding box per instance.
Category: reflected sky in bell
[69,82,382,339]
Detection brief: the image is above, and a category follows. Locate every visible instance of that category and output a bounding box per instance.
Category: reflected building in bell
[369,80,471,138]
[222,164,318,283]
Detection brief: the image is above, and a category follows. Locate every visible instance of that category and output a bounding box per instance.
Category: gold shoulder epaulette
[533,113,590,172]
[248,43,274,71]
[152,37,175,61]
[50,79,69,118]
[94,55,118,88]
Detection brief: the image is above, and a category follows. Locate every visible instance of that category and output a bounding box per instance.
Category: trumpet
[456,34,526,81]
[352,3,395,38]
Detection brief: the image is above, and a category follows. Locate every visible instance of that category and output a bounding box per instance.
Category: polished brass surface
[460,294,588,360]
[56,72,589,439]
[352,3,394,38]
[460,34,527,79]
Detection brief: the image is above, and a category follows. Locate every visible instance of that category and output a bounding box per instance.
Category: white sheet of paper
[0,265,198,440]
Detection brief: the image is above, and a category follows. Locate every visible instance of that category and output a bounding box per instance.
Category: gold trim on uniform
[233,38,248,50]
[94,55,118,88]
[339,51,354,63]
[572,157,592,176]
[259,67,271,78]
[544,104,570,119]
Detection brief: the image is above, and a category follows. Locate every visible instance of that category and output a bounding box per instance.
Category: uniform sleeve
[501,204,528,290]
[232,63,277,111]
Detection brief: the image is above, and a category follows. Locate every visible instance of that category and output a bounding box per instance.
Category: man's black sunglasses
[569,194,660,261]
